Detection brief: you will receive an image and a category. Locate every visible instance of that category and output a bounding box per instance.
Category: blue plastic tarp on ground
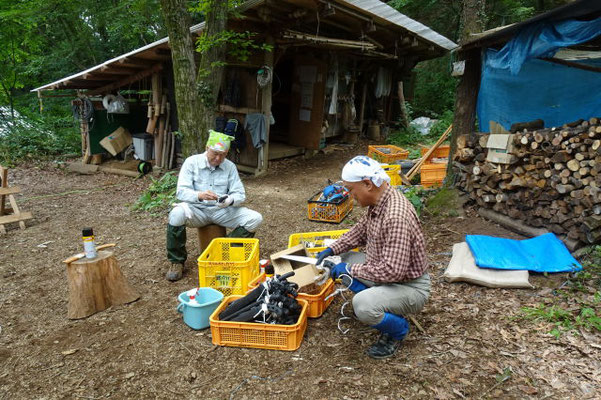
[465,233,582,273]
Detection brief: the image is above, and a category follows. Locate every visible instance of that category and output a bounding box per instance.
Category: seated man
[316,155,429,359]
[165,130,263,281]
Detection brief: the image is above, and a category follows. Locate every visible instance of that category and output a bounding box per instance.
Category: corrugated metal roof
[341,0,457,51]
[32,36,171,92]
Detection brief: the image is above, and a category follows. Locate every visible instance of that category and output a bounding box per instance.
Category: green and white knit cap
[207,130,233,152]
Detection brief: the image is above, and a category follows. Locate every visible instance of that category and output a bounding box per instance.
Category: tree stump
[65,250,139,319]
[197,224,226,254]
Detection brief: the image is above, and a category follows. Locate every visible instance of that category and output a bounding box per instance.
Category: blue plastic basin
[177,287,224,330]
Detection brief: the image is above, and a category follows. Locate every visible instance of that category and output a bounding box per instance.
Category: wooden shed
[452,0,601,248]
[33,0,456,175]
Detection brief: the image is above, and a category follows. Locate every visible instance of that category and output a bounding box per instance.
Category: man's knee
[243,210,263,232]
[168,207,187,227]
[352,292,383,326]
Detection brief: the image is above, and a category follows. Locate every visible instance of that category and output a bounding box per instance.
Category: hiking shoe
[366,333,402,359]
[166,263,184,281]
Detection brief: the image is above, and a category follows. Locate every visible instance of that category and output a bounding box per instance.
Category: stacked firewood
[454,117,601,246]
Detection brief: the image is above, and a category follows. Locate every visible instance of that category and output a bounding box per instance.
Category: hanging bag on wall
[103,94,130,114]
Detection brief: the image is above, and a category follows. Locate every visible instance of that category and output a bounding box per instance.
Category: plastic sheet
[465,233,582,273]
[477,17,601,132]
[477,55,601,132]
[486,18,601,74]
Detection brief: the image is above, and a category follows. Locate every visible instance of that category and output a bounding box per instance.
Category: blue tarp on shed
[476,17,601,132]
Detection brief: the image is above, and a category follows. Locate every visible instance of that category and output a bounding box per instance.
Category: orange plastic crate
[209,296,308,351]
[247,273,335,318]
[420,145,450,162]
[381,164,402,186]
[368,145,409,164]
[307,191,353,223]
[420,163,447,188]
[197,238,260,297]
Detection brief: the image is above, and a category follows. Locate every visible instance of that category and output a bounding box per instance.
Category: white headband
[341,156,391,187]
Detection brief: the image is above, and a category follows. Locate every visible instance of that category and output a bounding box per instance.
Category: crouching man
[316,155,429,359]
[165,130,263,281]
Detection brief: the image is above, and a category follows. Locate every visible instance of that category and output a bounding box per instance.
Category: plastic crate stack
[420,145,450,188]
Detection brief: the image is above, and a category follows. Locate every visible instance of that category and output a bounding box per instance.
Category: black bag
[225,118,246,152]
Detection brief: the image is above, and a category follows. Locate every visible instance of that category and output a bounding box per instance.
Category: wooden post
[197,225,226,254]
[258,35,274,175]
[358,83,367,135]
[64,250,139,319]
[0,165,33,233]
[398,81,409,129]
[449,48,481,180]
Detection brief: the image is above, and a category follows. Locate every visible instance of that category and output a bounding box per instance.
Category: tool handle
[62,243,117,264]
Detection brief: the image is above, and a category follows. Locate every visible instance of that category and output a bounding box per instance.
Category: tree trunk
[65,251,139,319]
[448,0,486,184]
[195,0,228,152]
[159,0,205,157]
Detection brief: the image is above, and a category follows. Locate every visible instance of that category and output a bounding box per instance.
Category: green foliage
[399,186,428,217]
[411,56,457,118]
[196,30,272,63]
[0,111,79,166]
[518,246,601,338]
[132,172,178,214]
[429,110,454,138]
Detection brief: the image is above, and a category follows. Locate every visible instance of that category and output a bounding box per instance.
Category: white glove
[217,195,234,208]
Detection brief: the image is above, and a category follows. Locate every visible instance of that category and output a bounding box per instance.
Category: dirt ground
[1,142,599,400]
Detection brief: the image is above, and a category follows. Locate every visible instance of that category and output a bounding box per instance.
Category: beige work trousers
[340,252,431,326]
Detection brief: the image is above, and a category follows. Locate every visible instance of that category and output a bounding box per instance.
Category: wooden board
[287,55,327,150]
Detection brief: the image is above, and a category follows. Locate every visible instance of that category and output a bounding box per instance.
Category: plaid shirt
[330,185,428,282]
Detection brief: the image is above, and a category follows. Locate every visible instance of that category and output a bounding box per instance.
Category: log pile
[454,117,601,247]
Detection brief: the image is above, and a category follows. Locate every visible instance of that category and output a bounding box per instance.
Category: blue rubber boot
[367,313,410,359]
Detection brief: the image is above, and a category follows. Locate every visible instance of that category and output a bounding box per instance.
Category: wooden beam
[87,64,163,96]
[86,64,163,96]
[97,66,139,75]
[0,187,21,196]
[119,56,160,67]
[0,212,32,225]
[541,57,601,74]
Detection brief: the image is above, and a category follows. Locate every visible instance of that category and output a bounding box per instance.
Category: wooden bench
[0,165,33,234]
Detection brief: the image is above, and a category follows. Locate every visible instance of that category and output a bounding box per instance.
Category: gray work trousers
[169,203,262,231]
[340,252,431,326]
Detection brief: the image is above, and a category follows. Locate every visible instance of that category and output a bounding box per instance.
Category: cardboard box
[100,126,132,156]
[270,244,322,292]
[485,134,517,164]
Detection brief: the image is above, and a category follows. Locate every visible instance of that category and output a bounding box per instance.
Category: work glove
[217,195,234,208]
[315,247,334,266]
[329,262,368,293]
[330,262,349,280]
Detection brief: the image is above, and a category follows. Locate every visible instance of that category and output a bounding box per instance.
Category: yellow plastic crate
[381,164,402,186]
[197,238,259,296]
[287,229,350,256]
[209,296,308,351]
[307,191,353,223]
[368,145,409,164]
[420,163,447,188]
[247,274,335,318]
